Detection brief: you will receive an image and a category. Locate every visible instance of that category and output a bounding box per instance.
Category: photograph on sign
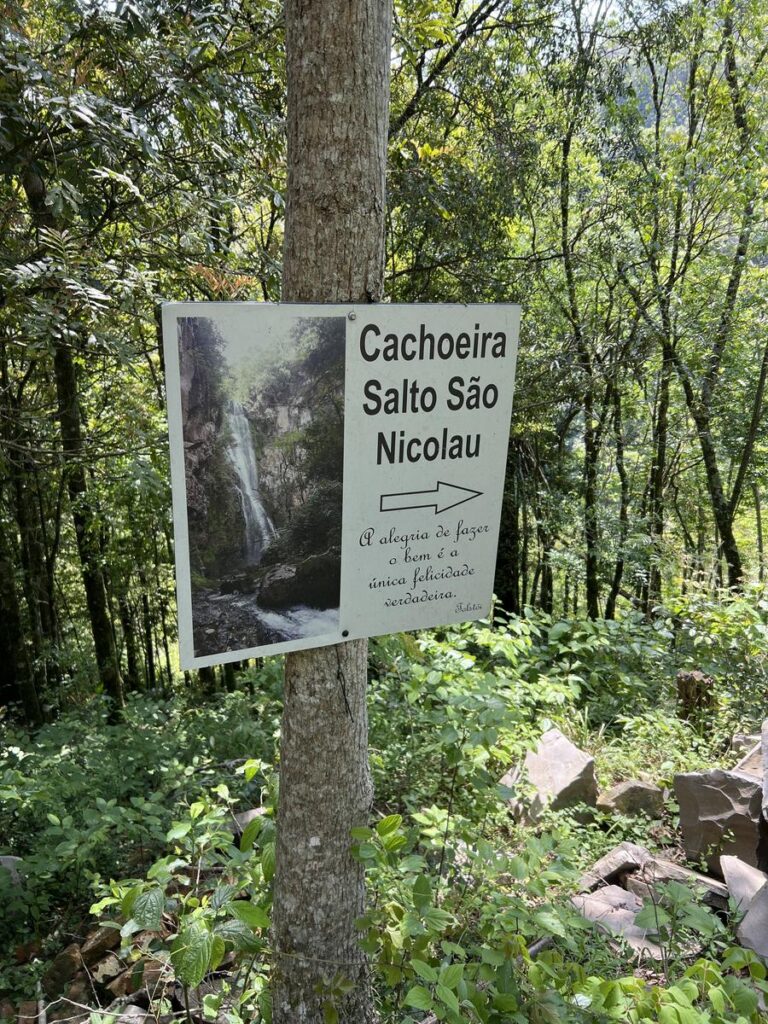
[163,303,520,668]
[165,308,345,665]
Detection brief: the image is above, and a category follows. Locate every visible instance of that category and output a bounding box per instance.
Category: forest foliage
[2,0,767,718]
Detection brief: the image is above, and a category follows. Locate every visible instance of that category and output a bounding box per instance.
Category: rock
[737,884,768,961]
[578,842,652,892]
[625,857,729,912]
[762,720,768,820]
[107,968,139,1000]
[92,953,125,985]
[596,780,665,818]
[107,957,173,999]
[16,1004,36,1024]
[731,734,761,759]
[219,571,258,595]
[674,768,768,874]
[721,856,768,914]
[0,856,23,886]
[571,885,664,960]
[256,564,297,607]
[257,549,341,610]
[80,925,121,966]
[114,1007,151,1024]
[42,944,82,998]
[516,729,597,822]
[66,972,90,1005]
[734,742,762,779]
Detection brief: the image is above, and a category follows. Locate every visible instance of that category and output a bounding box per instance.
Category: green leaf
[171,920,213,987]
[133,886,164,931]
[381,832,407,852]
[412,875,432,912]
[209,935,226,973]
[120,885,141,920]
[167,821,192,841]
[215,918,261,954]
[548,622,570,642]
[436,983,460,1015]
[634,904,671,931]
[240,816,264,852]
[423,906,454,932]
[376,814,402,836]
[410,959,438,983]
[440,963,463,989]
[230,900,270,930]
[202,992,223,1020]
[404,986,433,1011]
[262,842,276,883]
[211,883,239,910]
[532,909,566,939]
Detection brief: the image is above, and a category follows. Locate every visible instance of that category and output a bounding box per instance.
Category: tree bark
[0,499,43,726]
[605,383,629,620]
[273,2,391,1022]
[53,343,125,714]
[22,167,125,713]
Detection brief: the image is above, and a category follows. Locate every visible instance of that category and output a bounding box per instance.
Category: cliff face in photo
[247,317,345,566]
[179,317,246,578]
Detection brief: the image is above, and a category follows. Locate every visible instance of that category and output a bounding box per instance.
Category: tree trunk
[647,349,671,608]
[22,167,124,714]
[605,383,629,620]
[0,504,43,726]
[53,342,125,715]
[754,482,764,585]
[273,2,391,1021]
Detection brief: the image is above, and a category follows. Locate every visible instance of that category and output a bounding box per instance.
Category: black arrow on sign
[379,481,483,515]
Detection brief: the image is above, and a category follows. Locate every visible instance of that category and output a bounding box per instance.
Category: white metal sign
[162,303,519,668]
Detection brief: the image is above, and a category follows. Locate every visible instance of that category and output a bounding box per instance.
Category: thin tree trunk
[22,168,124,714]
[273,2,391,1021]
[117,590,140,691]
[648,349,671,608]
[0,504,43,725]
[754,482,764,586]
[53,343,125,714]
[605,384,630,620]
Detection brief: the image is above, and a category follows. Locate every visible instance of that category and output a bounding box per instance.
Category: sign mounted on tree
[163,302,520,668]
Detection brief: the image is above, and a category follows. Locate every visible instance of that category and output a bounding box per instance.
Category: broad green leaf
[376,814,402,836]
[133,886,164,931]
[171,920,213,987]
[533,909,566,938]
[412,875,432,912]
[440,963,463,989]
[167,821,192,841]
[436,982,460,1014]
[410,959,438,983]
[262,842,276,883]
[215,918,261,953]
[423,906,454,932]
[240,816,264,852]
[209,935,226,973]
[230,900,270,930]
[404,986,433,1011]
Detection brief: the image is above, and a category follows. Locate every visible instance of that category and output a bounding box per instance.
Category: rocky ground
[191,548,341,657]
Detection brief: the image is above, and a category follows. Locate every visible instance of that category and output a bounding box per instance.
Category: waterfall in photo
[225,401,276,564]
